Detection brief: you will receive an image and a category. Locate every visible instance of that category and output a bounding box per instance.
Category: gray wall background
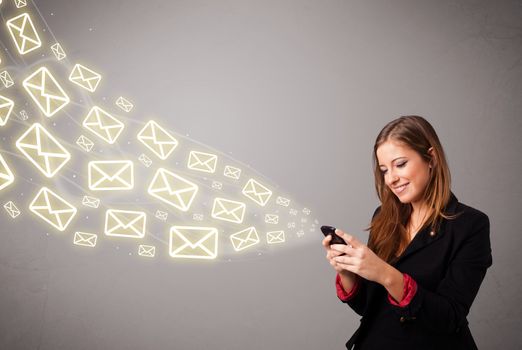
[1,0,521,349]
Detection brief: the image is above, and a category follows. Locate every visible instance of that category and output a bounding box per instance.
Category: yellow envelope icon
[29,187,77,231]
[223,165,241,180]
[6,13,41,55]
[82,106,124,144]
[187,151,217,173]
[148,168,198,212]
[265,214,279,225]
[88,160,134,191]
[169,226,218,260]
[4,201,21,219]
[137,120,178,160]
[267,230,285,244]
[230,226,260,251]
[0,95,15,126]
[0,153,14,191]
[69,64,102,92]
[105,209,146,239]
[138,154,152,167]
[23,67,70,117]
[276,196,290,207]
[155,210,168,221]
[16,123,71,178]
[82,195,100,209]
[14,0,27,8]
[73,232,97,248]
[211,197,246,224]
[51,43,66,60]
[76,135,94,152]
[138,245,155,258]
[242,179,272,207]
[116,96,133,113]
[0,71,14,88]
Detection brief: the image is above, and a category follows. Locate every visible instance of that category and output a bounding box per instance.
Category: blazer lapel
[393,193,459,265]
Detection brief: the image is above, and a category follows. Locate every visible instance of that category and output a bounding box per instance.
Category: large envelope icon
[169,226,218,260]
[88,160,134,191]
[29,187,77,231]
[69,64,102,92]
[4,201,21,219]
[148,168,198,212]
[105,209,146,239]
[267,230,285,244]
[138,245,155,258]
[223,165,241,180]
[6,13,42,55]
[211,197,246,224]
[73,232,97,248]
[0,153,15,191]
[82,106,124,144]
[23,67,70,117]
[242,178,272,207]
[116,96,133,113]
[137,120,178,160]
[16,123,71,178]
[0,95,15,126]
[230,227,260,251]
[187,151,217,173]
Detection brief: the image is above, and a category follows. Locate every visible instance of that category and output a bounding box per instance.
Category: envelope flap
[91,161,132,181]
[174,227,216,248]
[109,210,144,229]
[7,14,27,32]
[17,124,69,158]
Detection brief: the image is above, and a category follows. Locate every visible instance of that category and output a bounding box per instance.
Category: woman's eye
[397,162,407,168]
[380,169,387,174]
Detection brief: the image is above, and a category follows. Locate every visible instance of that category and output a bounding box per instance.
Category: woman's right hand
[322,234,353,276]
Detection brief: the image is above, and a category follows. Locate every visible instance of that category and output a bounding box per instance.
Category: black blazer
[343,193,492,350]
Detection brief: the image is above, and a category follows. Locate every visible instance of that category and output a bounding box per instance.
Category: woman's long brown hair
[367,116,455,264]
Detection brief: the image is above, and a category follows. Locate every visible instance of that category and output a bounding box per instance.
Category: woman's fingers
[335,229,362,248]
[322,234,332,248]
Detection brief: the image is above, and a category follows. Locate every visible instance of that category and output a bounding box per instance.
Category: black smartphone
[321,225,346,245]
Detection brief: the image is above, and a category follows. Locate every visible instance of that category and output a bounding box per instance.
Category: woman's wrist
[381,264,405,301]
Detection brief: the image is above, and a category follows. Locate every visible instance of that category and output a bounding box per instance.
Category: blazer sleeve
[389,209,493,334]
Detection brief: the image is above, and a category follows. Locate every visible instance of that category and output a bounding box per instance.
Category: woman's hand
[330,229,391,286]
[322,234,355,277]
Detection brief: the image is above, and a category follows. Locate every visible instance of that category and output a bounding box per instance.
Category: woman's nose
[386,171,399,186]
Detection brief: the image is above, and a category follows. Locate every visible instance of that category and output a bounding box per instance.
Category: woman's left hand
[330,229,390,285]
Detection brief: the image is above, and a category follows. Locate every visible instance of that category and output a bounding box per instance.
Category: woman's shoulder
[452,197,489,226]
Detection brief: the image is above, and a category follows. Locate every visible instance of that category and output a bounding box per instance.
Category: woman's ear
[427,147,436,167]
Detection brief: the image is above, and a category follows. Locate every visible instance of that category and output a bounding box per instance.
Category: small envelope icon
[137,120,178,160]
[265,214,279,225]
[169,226,218,260]
[51,43,66,60]
[148,168,198,212]
[73,232,97,248]
[211,197,246,224]
[82,196,100,209]
[276,196,290,207]
[82,106,124,144]
[105,209,146,239]
[29,187,77,231]
[267,230,285,244]
[223,165,241,180]
[155,210,168,221]
[116,96,133,113]
[16,123,71,178]
[187,151,217,173]
[0,153,14,191]
[23,67,70,117]
[138,154,152,167]
[69,64,102,93]
[230,227,260,251]
[88,160,134,191]
[0,95,15,126]
[0,71,14,88]
[6,13,41,55]
[138,245,155,258]
[14,0,27,8]
[242,179,272,207]
[76,135,94,152]
[4,201,21,219]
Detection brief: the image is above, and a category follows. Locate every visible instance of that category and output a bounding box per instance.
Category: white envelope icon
[230,227,260,251]
[0,153,15,192]
[105,209,146,239]
[148,168,198,212]
[23,67,70,117]
[88,160,134,191]
[6,13,41,55]
[211,197,246,224]
[82,106,124,144]
[29,187,77,231]
[137,120,178,160]
[242,178,272,207]
[187,151,217,173]
[169,226,218,260]
[0,95,15,126]
[267,230,285,244]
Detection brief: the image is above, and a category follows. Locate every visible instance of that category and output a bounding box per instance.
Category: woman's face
[376,140,432,206]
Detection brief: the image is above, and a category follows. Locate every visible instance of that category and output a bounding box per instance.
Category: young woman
[323,116,492,349]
